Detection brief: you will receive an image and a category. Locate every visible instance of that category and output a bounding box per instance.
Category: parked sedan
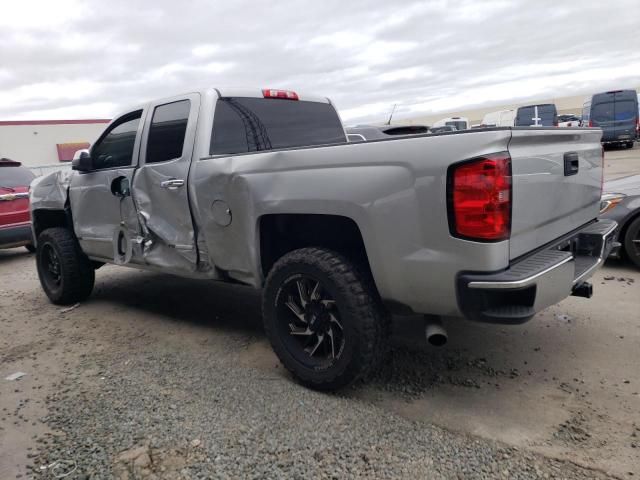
[601,174,640,268]
[0,158,36,252]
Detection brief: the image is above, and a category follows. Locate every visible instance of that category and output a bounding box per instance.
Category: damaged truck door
[130,95,200,271]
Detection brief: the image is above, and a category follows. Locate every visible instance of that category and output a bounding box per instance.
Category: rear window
[210,98,346,155]
[591,103,614,122]
[515,105,556,126]
[0,166,35,188]
[615,100,637,121]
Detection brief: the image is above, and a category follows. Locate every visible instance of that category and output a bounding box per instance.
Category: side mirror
[72,149,92,172]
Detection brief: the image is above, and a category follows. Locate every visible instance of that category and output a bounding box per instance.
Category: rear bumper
[0,222,33,248]
[456,219,617,324]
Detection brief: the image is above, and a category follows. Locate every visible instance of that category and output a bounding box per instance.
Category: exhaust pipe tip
[424,315,448,347]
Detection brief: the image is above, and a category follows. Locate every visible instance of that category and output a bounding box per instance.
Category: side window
[146,100,190,163]
[91,112,142,170]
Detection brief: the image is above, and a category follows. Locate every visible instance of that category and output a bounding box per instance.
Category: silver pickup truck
[30,87,616,390]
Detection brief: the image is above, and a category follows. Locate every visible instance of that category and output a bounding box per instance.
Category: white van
[481,109,515,127]
[432,116,468,130]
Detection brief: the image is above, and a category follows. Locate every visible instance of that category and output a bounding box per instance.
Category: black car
[587,90,638,148]
[601,174,640,268]
[346,125,430,142]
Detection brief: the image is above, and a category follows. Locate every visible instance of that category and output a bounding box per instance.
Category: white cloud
[0,0,87,28]
[0,0,638,123]
[191,44,221,58]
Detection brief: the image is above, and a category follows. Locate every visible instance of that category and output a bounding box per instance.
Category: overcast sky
[1,0,639,124]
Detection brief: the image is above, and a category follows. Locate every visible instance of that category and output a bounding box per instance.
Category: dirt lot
[1,146,639,479]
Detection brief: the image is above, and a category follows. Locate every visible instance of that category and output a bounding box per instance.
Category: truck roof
[107,87,333,126]
[214,87,331,104]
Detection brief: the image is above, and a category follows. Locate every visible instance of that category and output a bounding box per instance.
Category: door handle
[160,179,185,189]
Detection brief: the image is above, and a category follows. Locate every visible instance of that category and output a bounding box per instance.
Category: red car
[0,158,36,252]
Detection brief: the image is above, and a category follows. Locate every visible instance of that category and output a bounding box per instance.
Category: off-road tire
[263,247,387,390]
[623,216,640,269]
[36,227,95,305]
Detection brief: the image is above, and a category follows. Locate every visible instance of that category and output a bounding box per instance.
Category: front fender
[29,170,73,213]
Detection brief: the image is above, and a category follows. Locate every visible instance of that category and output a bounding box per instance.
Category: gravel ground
[1,252,624,479]
[27,341,612,480]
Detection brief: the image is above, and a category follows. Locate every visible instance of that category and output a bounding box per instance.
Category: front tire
[263,248,387,390]
[36,227,95,305]
[623,217,640,269]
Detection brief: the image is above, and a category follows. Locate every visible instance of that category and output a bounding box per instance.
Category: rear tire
[623,217,640,269]
[36,227,95,305]
[262,247,387,390]
[626,142,634,149]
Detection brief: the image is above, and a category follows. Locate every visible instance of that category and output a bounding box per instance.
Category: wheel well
[259,214,371,278]
[32,209,72,238]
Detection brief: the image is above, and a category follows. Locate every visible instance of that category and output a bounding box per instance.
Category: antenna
[386,104,397,125]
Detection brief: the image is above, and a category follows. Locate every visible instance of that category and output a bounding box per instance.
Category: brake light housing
[262,89,299,100]
[447,152,512,242]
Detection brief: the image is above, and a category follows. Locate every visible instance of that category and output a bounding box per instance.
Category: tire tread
[37,227,95,305]
[262,247,387,390]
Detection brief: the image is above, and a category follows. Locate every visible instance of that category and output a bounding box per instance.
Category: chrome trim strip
[0,192,29,201]
[468,256,574,290]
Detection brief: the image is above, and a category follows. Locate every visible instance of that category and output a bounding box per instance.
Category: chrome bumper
[457,219,617,324]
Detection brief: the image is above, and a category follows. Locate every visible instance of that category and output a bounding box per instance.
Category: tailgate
[508,128,602,260]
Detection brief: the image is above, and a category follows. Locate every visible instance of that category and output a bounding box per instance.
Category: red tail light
[588,120,593,127]
[448,153,512,241]
[262,89,299,100]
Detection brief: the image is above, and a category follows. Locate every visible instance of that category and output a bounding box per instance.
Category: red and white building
[0,119,110,174]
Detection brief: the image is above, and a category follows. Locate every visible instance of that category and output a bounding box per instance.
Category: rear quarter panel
[193,129,514,316]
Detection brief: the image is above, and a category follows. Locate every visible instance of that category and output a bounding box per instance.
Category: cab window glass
[91,112,142,170]
[210,98,346,155]
[146,100,190,163]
